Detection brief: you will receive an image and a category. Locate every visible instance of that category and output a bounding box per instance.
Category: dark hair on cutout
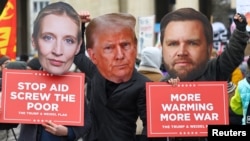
[160,8,213,47]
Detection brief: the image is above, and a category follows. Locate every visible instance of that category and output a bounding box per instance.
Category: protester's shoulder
[202,57,220,73]
[237,78,248,88]
[235,78,250,97]
[135,71,152,82]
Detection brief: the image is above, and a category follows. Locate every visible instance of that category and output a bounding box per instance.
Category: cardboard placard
[0,69,85,126]
[146,81,228,137]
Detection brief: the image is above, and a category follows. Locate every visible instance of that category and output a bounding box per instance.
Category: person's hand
[167,77,180,86]
[234,13,247,32]
[78,10,91,23]
[42,121,68,136]
[76,10,90,56]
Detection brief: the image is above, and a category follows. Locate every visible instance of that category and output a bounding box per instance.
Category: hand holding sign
[42,121,68,136]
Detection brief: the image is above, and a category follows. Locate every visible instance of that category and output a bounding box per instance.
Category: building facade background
[16,0,240,57]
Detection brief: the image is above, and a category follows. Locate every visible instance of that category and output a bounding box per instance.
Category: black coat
[74,52,151,141]
[0,123,18,130]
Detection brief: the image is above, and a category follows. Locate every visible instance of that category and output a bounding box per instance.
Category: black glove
[234,13,247,32]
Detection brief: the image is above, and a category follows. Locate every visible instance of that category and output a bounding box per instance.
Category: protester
[74,12,151,141]
[26,57,41,70]
[16,2,91,141]
[159,8,249,141]
[5,61,27,70]
[161,10,248,82]
[138,46,163,82]
[231,67,244,86]
[19,54,29,62]
[0,55,10,78]
[136,46,163,140]
[0,55,8,91]
[0,61,27,141]
[74,10,176,140]
[230,56,250,125]
[0,55,10,70]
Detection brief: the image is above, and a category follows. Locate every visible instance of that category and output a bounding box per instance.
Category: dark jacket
[0,123,18,130]
[74,51,151,141]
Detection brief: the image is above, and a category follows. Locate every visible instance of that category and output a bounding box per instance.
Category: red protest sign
[0,69,85,126]
[146,81,228,137]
